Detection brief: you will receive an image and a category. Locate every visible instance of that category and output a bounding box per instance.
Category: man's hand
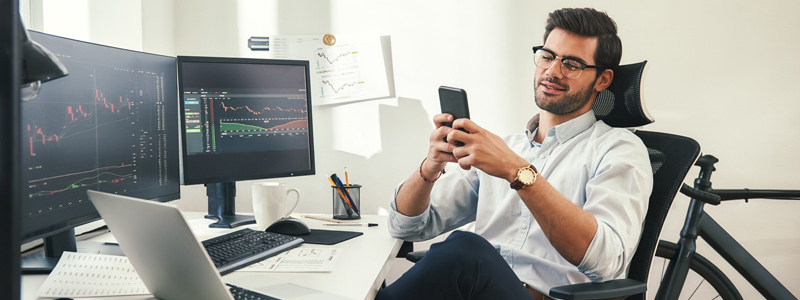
[422,114,460,173]
[394,113,464,217]
[446,118,529,182]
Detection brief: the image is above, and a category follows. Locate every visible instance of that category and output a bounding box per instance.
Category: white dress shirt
[388,110,653,293]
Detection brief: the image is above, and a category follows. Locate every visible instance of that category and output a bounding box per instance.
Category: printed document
[239,248,342,272]
[270,35,392,105]
[37,251,149,298]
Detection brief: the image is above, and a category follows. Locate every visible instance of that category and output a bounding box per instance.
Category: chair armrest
[549,279,646,300]
[405,250,428,263]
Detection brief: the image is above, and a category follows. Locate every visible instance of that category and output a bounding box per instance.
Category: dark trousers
[376,231,536,300]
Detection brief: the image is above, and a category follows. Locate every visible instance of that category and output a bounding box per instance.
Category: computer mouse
[265,217,311,236]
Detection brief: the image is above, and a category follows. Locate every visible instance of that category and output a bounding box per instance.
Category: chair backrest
[627,131,699,300]
[593,61,654,128]
[594,61,701,300]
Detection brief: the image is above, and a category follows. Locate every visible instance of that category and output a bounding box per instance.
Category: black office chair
[406,61,703,300]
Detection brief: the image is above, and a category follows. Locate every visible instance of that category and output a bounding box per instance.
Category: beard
[534,76,595,116]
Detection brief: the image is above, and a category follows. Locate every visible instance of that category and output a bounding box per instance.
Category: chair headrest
[592,61,654,128]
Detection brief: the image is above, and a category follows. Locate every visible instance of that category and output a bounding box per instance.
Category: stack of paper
[37,252,149,298]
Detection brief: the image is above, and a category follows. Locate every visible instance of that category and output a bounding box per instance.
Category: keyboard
[203,228,303,275]
[228,284,279,300]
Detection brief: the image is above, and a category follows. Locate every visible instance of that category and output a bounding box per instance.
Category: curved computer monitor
[21,31,180,272]
[177,56,315,228]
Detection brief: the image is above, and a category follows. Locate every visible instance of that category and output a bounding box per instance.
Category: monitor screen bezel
[21,31,181,244]
[177,56,316,185]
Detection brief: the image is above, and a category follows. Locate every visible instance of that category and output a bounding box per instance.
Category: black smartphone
[439,86,470,128]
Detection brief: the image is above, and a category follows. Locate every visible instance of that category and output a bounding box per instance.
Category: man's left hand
[447,119,529,182]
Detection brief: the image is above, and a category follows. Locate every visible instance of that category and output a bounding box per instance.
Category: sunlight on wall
[41,0,91,41]
[40,0,142,51]
[330,99,397,158]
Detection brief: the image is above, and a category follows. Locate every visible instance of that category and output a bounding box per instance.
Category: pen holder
[332,184,361,220]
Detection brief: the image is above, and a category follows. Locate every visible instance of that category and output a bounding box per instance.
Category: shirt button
[522,224,528,229]
[539,154,546,159]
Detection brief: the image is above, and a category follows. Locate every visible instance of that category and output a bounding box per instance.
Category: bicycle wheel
[648,240,742,300]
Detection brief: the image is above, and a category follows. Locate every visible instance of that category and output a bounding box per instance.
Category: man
[377,7,653,300]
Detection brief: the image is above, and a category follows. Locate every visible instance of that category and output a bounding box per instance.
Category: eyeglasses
[532,46,604,79]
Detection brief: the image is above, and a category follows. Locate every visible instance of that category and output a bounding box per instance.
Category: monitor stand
[204,182,255,228]
[21,228,124,274]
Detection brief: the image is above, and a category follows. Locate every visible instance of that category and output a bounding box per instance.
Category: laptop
[87,190,352,300]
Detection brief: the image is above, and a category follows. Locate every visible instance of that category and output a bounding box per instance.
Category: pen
[329,173,353,211]
[331,173,360,215]
[323,223,378,227]
[325,174,354,217]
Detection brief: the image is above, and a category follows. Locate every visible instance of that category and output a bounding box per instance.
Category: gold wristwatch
[510,165,538,190]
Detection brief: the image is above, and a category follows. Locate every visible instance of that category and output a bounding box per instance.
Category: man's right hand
[426,113,460,171]
[395,114,460,216]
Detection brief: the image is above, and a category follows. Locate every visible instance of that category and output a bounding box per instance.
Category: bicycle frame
[656,200,795,299]
[655,155,798,300]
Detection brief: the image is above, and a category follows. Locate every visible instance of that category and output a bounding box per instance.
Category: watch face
[518,168,536,184]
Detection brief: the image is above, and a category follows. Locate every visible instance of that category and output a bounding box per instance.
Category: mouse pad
[299,229,363,245]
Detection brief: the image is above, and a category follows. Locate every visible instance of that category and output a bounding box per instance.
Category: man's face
[534,28,601,116]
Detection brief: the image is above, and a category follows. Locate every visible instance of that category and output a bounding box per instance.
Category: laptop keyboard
[228,284,280,300]
[203,228,303,275]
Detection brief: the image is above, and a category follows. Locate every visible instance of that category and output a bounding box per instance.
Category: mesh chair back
[593,61,653,128]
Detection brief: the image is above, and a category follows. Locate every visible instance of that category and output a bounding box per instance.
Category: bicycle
[648,154,800,300]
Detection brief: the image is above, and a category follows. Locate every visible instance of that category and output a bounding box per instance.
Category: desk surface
[22,212,402,300]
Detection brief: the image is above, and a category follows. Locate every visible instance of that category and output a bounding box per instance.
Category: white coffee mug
[252,182,300,230]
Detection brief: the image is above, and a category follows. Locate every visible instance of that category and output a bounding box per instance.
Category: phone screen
[439,86,470,128]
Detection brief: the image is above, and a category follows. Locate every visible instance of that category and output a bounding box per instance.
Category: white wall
[38,0,143,51]
[28,0,800,298]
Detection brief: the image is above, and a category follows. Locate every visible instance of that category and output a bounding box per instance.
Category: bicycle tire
[651,240,742,300]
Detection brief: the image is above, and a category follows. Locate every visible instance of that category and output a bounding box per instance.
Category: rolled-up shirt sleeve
[577,131,652,282]
[388,165,480,242]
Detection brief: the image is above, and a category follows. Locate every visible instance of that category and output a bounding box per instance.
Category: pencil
[299,214,356,224]
[345,167,350,186]
[323,223,378,227]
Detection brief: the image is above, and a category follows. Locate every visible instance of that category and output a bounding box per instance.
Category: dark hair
[543,8,622,70]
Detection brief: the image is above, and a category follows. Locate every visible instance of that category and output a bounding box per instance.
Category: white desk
[21,213,402,300]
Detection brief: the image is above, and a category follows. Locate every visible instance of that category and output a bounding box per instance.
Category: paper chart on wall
[269,35,391,105]
[238,248,342,272]
[37,252,149,298]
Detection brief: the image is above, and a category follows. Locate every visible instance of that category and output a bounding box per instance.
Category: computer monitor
[177,56,315,228]
[20,31,180,272]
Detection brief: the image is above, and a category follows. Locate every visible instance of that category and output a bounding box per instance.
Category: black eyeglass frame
[531,46,606,78]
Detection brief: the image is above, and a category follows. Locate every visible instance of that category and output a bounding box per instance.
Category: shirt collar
[526,110,597,144]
